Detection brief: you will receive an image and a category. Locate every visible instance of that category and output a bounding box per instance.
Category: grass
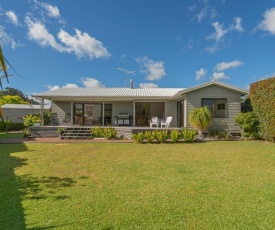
[0,141,274,229]
[0,132,24,140]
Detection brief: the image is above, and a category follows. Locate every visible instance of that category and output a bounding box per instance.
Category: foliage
[182,128,196,143]
[250,77,275,142]
[56,127,65,134]
[23,114,40,127]
[24,128,31,137]
[103,127,117,139]
[0,95,27,105]
[241,96,253,112]
[170,130,182,143]
[235,112,260,138]
[144,131,156,143]
[0,45,9,89]
[189,106,212,135]
[0,121,25,132]
[155,130,168,143]
[90,126,117,139]
[132,132,144,143]
[43,111,51,126]
[0,87,25,99]
[208,120,231,139]
[91,127,105,138]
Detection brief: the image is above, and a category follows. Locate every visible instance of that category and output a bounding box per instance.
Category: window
[202,99,227,118]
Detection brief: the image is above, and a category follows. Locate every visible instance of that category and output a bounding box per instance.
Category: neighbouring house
[32,81,248,134]
[1,104,51,123]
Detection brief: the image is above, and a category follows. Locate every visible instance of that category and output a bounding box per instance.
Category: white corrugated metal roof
[33,88,185,98]
[1,104,51,109]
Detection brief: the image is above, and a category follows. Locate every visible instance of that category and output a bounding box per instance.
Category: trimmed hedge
[0,121,25,132]
[250,77,275,142]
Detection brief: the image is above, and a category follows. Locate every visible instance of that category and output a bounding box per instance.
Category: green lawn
[0,141,274,229]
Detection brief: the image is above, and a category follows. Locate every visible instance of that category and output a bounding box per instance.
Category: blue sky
[0,0,275,96]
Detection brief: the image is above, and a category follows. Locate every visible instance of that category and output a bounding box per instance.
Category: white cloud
[136,56,166,81]
[25,16,67,52]
[25,16,110,59]
[211,72,229,80]
[195,7,208,23]
[81,77,105,88]
[58,29,110,59]
[63,83,78,88]
[206,17,244,52]
[0,26,17,48]
[234,17,244,32]
[215,60,244,71]
[139,83,159,88]
[6,11,18,26]
[41,2,61,18]
[208,21,229,41]
[258,8,275,35]
[47,85,60,91]
[46,83,78,90]
[195,68,207,81]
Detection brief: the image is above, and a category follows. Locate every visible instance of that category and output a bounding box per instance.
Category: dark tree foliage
[241,96,253,112]
[0,87,39,104]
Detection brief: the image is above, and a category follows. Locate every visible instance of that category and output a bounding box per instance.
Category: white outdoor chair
[149,116,159,128]
[161,116,172,128]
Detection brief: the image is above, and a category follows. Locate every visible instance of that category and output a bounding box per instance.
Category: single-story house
[32,81,248,134]
[1,104,51,123]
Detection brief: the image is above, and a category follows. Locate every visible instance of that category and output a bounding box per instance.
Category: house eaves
[177,81,248,96]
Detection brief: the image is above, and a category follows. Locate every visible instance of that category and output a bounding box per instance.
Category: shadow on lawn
[0,144,79,230]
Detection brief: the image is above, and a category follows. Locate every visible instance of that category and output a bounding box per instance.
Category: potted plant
[56,127,65,138]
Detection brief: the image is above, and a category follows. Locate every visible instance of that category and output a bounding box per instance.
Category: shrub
[170,130,182,143]
[103,127,117,139]
[43,111,51,125]
[235,112,259,138]
[23,114,40,127]
[250,77,275,142]
[56,127,65,134]
[189,106,212,135]
[0,121,24,132]
[91,127,104,138]
[132,132,144,144]
[144,131,156,143]
[208,120,230,139]
[155,130,168,143]
[24,128,31,137]
[182,128,196,143]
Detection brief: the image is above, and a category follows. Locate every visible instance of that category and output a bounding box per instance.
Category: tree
[189,106,212,136]
[1,87,25,99]
[0,45,9,89]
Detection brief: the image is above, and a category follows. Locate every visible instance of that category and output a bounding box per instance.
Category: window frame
[201,98,227,118]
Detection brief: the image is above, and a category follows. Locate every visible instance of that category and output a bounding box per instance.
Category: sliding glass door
[135,102,164,126]
[74,103,112,126]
